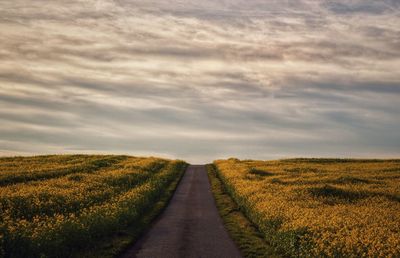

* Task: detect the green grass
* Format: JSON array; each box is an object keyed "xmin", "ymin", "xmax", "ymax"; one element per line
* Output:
[{"xmin": 206, "ymin": 164, "xmax": 280, "ymax": 258}]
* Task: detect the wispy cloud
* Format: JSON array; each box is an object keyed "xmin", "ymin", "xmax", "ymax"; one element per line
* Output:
[{"xmin": 0, "ymin": 0, "xmax": 399, "ymax": 162}]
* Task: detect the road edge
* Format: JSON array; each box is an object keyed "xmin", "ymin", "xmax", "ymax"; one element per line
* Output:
[{"xmin": 206, "ymin": 164, "xmax": 280, "ymax": 258}]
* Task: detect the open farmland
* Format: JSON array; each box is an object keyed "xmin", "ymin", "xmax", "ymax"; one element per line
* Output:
[
  {"xmin": 0, "ymin": 155, "xmax": 186, "ymax": 257},
  {"xmin": 214, "ymin": 159, "xmax": 400, "ymax": 257}
]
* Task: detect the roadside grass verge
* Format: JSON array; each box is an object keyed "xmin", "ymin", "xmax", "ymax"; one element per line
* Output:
[{"xmin": 206, "ymin": 164, "xmax": 280, "ymax": 258}]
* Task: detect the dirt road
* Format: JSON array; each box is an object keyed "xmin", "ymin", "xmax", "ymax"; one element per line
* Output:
[{"xmin": 121, "ymin": 165, "xmax": 242, "ymax": 258}]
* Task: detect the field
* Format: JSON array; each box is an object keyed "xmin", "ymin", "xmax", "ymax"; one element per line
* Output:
[
  {"xmin": 214, "ymin": 158, "xmax": 400, "ymax": 257},
  {"xmin": 0, "ymin": 155, "xmax": 187, "ymax": 257}
]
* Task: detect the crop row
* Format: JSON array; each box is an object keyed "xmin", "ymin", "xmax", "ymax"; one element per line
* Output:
[
  {"xmin": 0, "ymin": 155, "xmax": 126, "ymax": 186},
  {"xmin": 0, "ymin": 156, "xmax": 187, "ymax": 257}
]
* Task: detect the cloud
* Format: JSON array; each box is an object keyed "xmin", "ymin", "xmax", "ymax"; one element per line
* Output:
[
  {"xmin": 323, "ymin": 0, "xmax": 400, "ymax": 15},
  {"xmin": 0, "ymin": 0, "xmax": 399, "ymax": 162}
]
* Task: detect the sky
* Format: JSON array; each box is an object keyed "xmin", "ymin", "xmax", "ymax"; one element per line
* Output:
[{"xmin": 0, "ymin": 0, "xmax": 399, "ymax": 163}]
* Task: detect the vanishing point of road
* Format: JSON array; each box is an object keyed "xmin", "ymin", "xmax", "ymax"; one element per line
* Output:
[{"xmin": 121, "ymin": 165, "xmax": 242, "ymax": 258}]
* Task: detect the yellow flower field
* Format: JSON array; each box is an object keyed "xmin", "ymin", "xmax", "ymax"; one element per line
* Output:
[
  {"xmin": 0, "ymin": 155, "xmax": 186, "ymax": 257},
  {"xmin": 214, "ymin": 158, "xmax": 400, "ymax": 257}
]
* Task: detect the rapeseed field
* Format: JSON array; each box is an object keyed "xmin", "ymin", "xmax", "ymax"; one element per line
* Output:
[
  {"xmin": 214, "ymin": 158, "xmax": 400, "ymax": 257},
  {"xmin": 0, "ymin": 155, "xmax": 186, "ymax": 257}
]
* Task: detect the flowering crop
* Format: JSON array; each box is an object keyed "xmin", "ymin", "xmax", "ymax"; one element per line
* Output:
[
  {"xmin": 214, "ymin": 158, "xmax": 400, "ymax": 257},
  {"xmin": 0, "ymin": 155, "xmax": 186, "ymax": 257}
]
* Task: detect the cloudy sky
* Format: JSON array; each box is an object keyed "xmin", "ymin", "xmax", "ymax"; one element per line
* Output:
[{"xmin": 0, "ymin": 0, "xmax": 399, "ymax": 163}]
